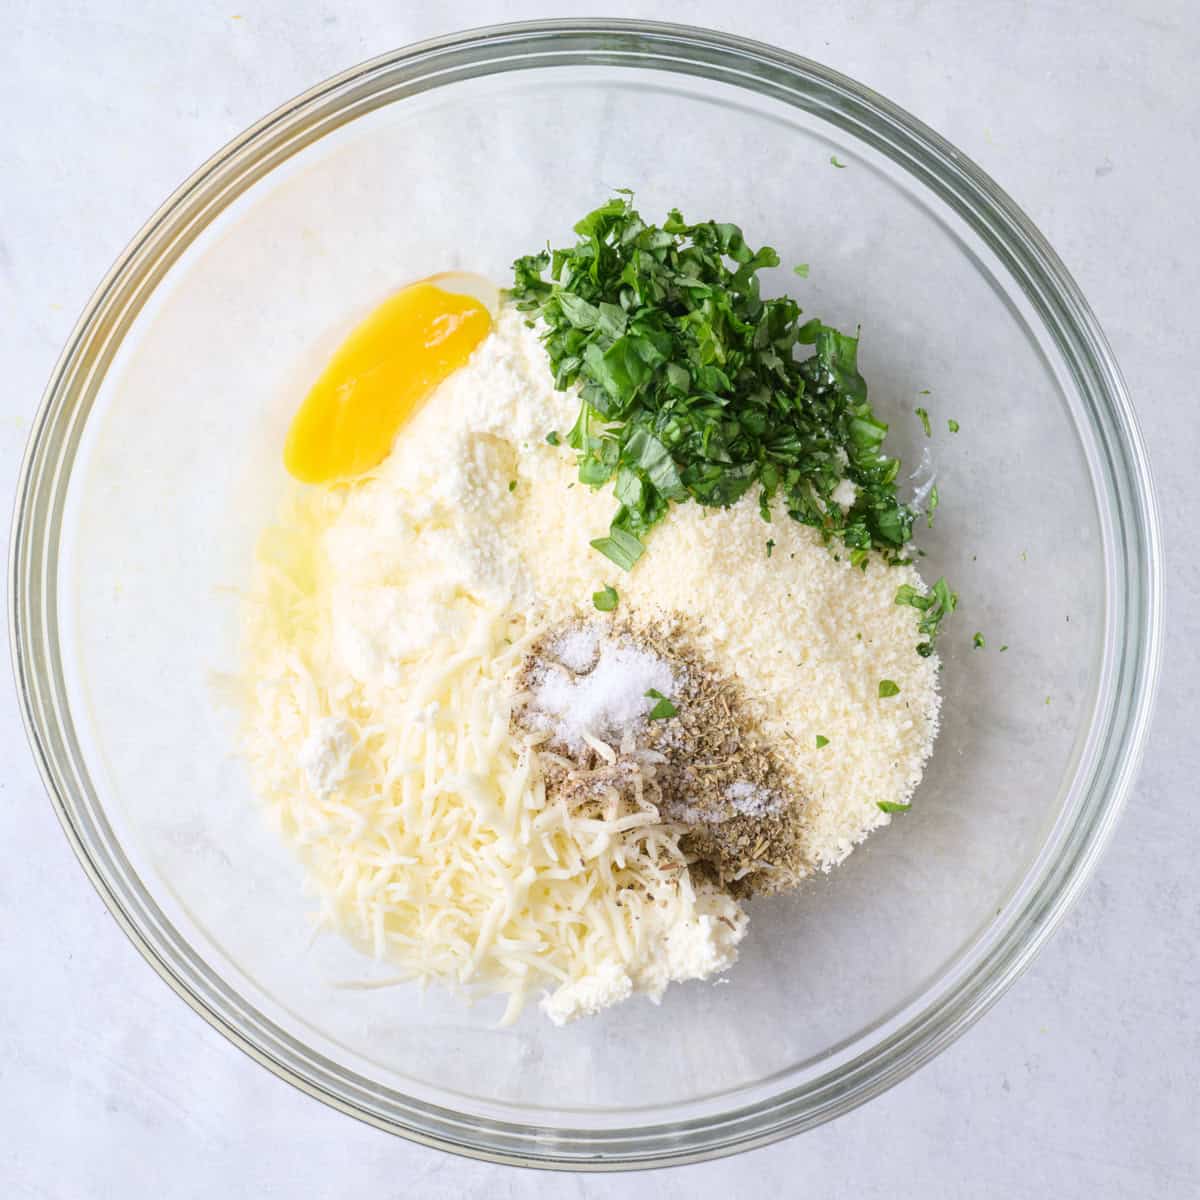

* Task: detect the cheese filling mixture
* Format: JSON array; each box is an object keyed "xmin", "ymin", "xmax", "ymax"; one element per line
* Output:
[{"xmin": 242, "ymin": 200, "xmax": 945, "ymax": 1025}]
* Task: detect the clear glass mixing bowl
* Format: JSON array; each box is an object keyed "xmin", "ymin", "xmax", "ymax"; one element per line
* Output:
[{"xmin": 9, "ymin": 20, "xmax": 1161, "ymax": 1168}]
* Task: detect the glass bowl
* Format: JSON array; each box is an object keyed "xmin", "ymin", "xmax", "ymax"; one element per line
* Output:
[{"xmin": 9, "ymin": 20, "xmax": 1161, "ymax": 1169}]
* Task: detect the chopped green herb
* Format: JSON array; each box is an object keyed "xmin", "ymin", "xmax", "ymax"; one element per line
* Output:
[
  {"xmin": 1021, "ymin": 550, "xmax": 1028, "ymax": 562},
  {"xmin": 508, "ymin": 479, "xmax": 518, "ymax": 492},
  {"xmin": 877, "ymin": 800, "xmax": 911, "ymax": 813},
  {"xmin": 1000, "ymin": 644, "xmax": 1008, "ymax": 652},
  {"xmin": 878, "ymin": 679, "xmax": 901, "ymax": 698},
  {"xmin": 830, "ymin": 155, "xmax": 847, "ymax": 168},
  {"xmin": 815, "ymin": 734, "xmax": 830, "ymax": 749},
  {"xmin": 592, "ymin": 585, "xmax": 619, "ymax": 612},
  {"xmin": 918, "ymin": 388, "xmax": 931, "ymax": 395},
  {"xmin": 1045, "ymin": 695, "xmax": 1051, "ymax": 705},
  {"xmin": 793, "ymin": 263, "xmax": 810, "ymax": 277},
  {"xmin": 973, "ymin": 631, "xmax": 985, "ymax": 648},
  {"xmin": 927, "ymin": 484, "xmax": 939, "ymax": 528},
  {"xmin": 645, "ymin": 688, "xmax": 678, "ymax": 719},
  {"xmin": 509, "ymin": 194, "xmax": 932, "ymax": 582},
  {"xmin": 895, "ymin": 577, "xmax": 958, "ymax": 654},
  {"xmin": 766, "ymin": 538, "xmax": 776, "ymax": 558},
  {"xmin": 545, "ymin": 430, "xmax": 561, "ymax": 446},
  {"xmin": 589, "ymin": 526, "xmax": 644, "ymax": 571},
  {"xmin": 915, "ymin": 406, "xmax": 932, "ymax": 437},
  {"xmin": 948, "ymin": 418, "xmax": 960, "ymax": 433}
]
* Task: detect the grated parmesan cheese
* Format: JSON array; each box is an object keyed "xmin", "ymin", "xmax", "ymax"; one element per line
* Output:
[{"xmin": 515, "ymin": 451, "xmax": 942, "ymax": 873}]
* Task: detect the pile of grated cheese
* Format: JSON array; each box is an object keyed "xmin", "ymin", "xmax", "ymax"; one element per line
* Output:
[
  {"xmin": 241, "ymin": 305, "xmax": 939, "ymax": 1024},
  {"xmin": 515, "ymin": 466, "xmax": 943, "ymax": 871}
]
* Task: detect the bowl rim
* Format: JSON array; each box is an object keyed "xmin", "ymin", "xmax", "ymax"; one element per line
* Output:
[{"xmin": 8, "ymin": 17, "xmax": 1163, "ymax": 1170}]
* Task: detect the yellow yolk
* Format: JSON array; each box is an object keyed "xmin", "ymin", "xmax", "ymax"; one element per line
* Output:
[{"xmin": 284, "ymin": 280, "xmax": 493, "ymax": 483}]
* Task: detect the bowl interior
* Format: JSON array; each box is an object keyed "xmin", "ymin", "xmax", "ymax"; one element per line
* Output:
[{"xmin": 51, "ymin": 54, "xmax": 1107, "ymax": 1137}]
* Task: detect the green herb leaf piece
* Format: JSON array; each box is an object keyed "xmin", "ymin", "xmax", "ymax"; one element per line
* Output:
[
  {"xmin": 894, "ymin": 577, "xmax": 958, "ymax": 653},
  {"xmin": 973, "ymin": 631, "xmax": 985, "ymax": 648},
  {"xmin": 948, "ymin": 418, "xmax": 960, "ymax": 433},
  {"xmin": 830, "ymin": 155, "xmax": 847, "ymax": 168},
  {"xmin": 508, "ymin": 480, "xmax": 517, "ymax": 492},
  {"xmin": 592, "ymin": 585, "xmax": 619, "ymax": 612},
  {"xmin": 589, "ymin": 526, "xmax": 644, "ymax": 571},
  {"xmin": 645, "ymin": 688, "xmax": 678, "ymax": 719},
  {"xmin": 815, "ymin": 734, "xmax": 830, "ymax": 749},
  {"xmin": 793, "ymin": 263, "xmax": 810, "ymax": 277},
  {"xmin": 915, "ymin": 406, "xmax": 932, "ymax": 437},
  {"xmin": 878, "ymin": 679, "xmax": 901, "ymax": 698},
  {"xmin": 877, "ymin": 800, "xmax": 911, "ymax": 813},
  {"xmin": 766, "ymin": 538, "xmax": 775, "ymax": 558},
  {"xmin": 545, "ymin": 430, "xmax": 561, "ymax": 446}
]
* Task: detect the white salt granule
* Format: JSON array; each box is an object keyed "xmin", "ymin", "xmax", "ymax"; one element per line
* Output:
[
  {"xmin": 529, "ymin": 634, "xmax": 675, "ymax": 753},
  {"xmin": 548, "ymin": 626, "xmax": 602, "ymax": 674},
  {"xmin": 724, "ymin": 779, "xmax": 785, "ymax": 818}
]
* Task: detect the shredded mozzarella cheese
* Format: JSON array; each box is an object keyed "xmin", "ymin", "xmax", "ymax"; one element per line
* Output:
[{"xmin": 243, "ymin": 495, "xmax": 744, "ymax": 1025}]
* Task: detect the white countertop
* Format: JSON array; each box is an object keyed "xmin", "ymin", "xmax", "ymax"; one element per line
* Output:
[{"xmin": 2, "ymin": 3, "xmax": 1197, "ymax": 1196}]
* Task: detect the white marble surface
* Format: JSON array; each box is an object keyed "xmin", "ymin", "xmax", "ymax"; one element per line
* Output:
[{"xmin": 2, "ymin": 2, "xmax": 1196, "ymax": 1196}]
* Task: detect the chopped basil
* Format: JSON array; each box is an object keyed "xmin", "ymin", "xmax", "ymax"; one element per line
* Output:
[
  {"xmin": 948, "ymin": 418, "xmax": 960, "ymax": 433},
  {"xmin": 645, "ymin": 688, "xmax": 678, "ymax": 719},
  {"xmin": 508, "ymin": 480, "xmax": 517, "ymax": 492},
  {"xmin": 793, "ymin": 263, "xmax": 810, "ymax": 277},
  {"xmin": 815, "ymin": 734, "xmax": 830, "ymax": 749},
  {"xmin": 895, "ymin": 577, "xmax": 958, "ymax": 654},
  {"xmin": 508, "ymin": 194, "xmax": 938, "ymax": 586},
  {"xmin": 915, "ymin": 406, "xmax": 932, "ymax": 437},
  {"xmin": 877, "ymin": 800, "xmax": 911, "ymax": 813},
  {"xmin": 545, "ymin": 430, "xmax": 561, "ymax": 446},
  {"xmin": 766, "ymin": 538, "xmax": 775, "ymax": 558},
  {"xmin": 830, "ymin": 155, "xmax": 847, "ymax": 168},
  {"xmin": 878, "ymin": 679, "xmax": 901, "ymax": 698},
  {"xmin": 589, "ymin": 526, "xmax": 644, "ymax": 571},
  {"xmin": 592, "ymin": 585, "xmax": 619, "ymax": 612},
  {"xmin": 973, "ymin": 631, "xmax": 985, "ymax": 648}
]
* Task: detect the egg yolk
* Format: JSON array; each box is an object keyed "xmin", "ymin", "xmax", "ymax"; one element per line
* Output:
[{"xmin": 283, "ymin": 281, "xmax": 493, "ymax": 483}]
